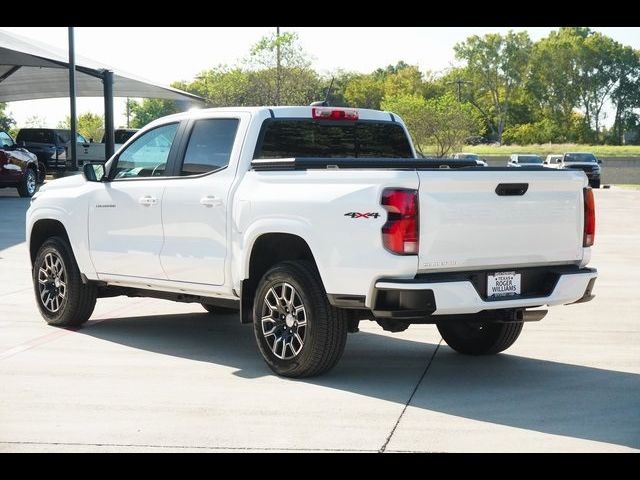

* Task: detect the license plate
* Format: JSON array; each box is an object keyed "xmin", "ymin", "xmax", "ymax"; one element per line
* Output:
[{"xmin": 487, "ymin": 271, "xmax": 521, "ymax": 298}]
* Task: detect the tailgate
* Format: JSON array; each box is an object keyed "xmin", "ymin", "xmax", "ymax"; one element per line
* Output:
[{"xmin": 417, "ymin": 169, "xmax": 586, "ymax": 272}]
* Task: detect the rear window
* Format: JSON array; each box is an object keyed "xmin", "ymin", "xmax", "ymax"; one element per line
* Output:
[
  {"xmin": 518, "ymin": 155, "xmax": 543, "ymax": 164},
  {"xmin": 17, "ymin": 129, "xmax": 54, "ymax": 143},
  {"xmin": 255, "ymin": 120, "xmax": 413, "ymax": 159}
]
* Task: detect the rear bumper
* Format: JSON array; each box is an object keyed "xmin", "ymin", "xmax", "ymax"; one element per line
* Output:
[{"xmin": 373, "ymin": 267, "xmax": 597, "ymax": 317}]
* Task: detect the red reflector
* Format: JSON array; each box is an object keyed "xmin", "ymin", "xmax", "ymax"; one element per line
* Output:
[
  {"xmin": 583, "ymin": 187, "xmax": 595, "ymax": 247},
  {"xmin": 381, "ymin": 188, "xmax": 419, "ymax": 255},
  {"xmin": 312, "ymin": 107, "xmax": 358, "ymax": 121}
]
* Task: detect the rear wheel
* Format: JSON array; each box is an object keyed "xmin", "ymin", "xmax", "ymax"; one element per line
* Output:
[
  {"xmin": 33, "ymin": 237, "xmax": 96, "ymax": 327},
  {"xmin": 253, "ymin": 261, "xmax": 348, "ymax": 378},
  {"xmin": 437, "ymin": 321, "xmax": 523, "ymax": 355},
  {"xmin": 17, "ymin": 168, "xmax": 37, "ymax": 197},
  {"xmin": 590, "ymin": 179, "xmax": 601, "ymax": 189}
]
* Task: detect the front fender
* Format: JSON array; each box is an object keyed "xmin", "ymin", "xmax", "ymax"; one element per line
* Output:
[{"xmin": 27, "ymin": 197, "xmax": 95, "ymax": 277}]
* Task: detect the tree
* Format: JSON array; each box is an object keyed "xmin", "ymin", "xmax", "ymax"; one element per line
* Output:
[
  {"xmin": 577, "ymin": 29, "xmax": 624, "ymax": 140},
  {"xmin": 190, "ymin": 66, "xmax": 251, "ymax": 107},
  {"xmin": 454, "ymin": 31, "xmax": 532, "ymax": 144},
  {"xmin": 243, "ymin": 31, "xmax": 322, "ymax": 106},
  {"xmin": 382, "ymin": 93, "xmax": 482, "ymax": 157},
  {"xmin": 343, "ymin": 74, "xmax": 385, "ymax": 109},
  {"xmin": 609, "ymin": 46, "xmax": 640, "ymax": 143},
  {"xmin": 127, "ymin": 98, "xmax": 182, "ymax": 128},
  {"xmin": 528, "ymin": 29, "xmax": 583, "ymax": 142},
  {"xmin": 0, "ymin": 103, "xmax": 16, "ymax": 131},
  {"xmin": 23, "ymin": 115, "xmax": 48, "ymax": 128},
  {"xmin": 58, "ymin": 112, "xmax": 104, "ymax": 141}
]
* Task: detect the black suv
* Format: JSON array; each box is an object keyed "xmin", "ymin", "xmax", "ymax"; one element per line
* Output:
[{"xmin": 15, "ymin": 128, "xmax": 88, "ymax": 171}]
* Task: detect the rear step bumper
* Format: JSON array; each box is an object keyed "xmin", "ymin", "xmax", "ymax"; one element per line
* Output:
[{"xmin": 373, "ymin": 267, "xmax": 597, "ymax": 317}]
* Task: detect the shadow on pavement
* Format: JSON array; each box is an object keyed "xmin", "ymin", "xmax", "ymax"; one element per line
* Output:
[
  {"xmin": 0, "ymin": 197, "xmax": 29, "ymax": 251},
  {"xmin": 79, "ymin": 312, "xmax": 640, "ymax": 449}
]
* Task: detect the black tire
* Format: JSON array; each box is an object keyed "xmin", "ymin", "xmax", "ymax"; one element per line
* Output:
[
  {"xmin": 437, "ymin": 321, "xmax": 523, "ymax": 355},
  {"xmin": 201, "ymin": 303, "xmax": 239, "ymax": 315},
  {"xmin": 591, "ymin": 179, "xmax": 601, "ymax": 189},
  {"xmin": 37, "ymin": 162, "xmax": 46, "ymax": 184},
  {"xmin": 253, "ymin": 261, "xmax": 348, "ymax": 378},
  {"xmin": 33, "ymin": 236, "xmax": 96, "ymax": 327},
  {"xmin": 17, "ymin": 167, "xmax": 37, "ymax": 198}
]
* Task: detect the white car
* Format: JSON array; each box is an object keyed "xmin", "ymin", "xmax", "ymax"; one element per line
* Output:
[
  {"xmin": 27, "ymin": 106, "xmax": 598, "ymax": 377},
  {"xmin": 545, "ymin": 154, "xmax": 563, "ymax": 166},
  {"xmin": 508, "ymin": 154, "xmax": 545, "ymax": 167}
]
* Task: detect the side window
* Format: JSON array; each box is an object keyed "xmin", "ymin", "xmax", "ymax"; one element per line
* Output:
[
  {"xmin": 77, "ymin": 133, "xmax": 87, "ymax": 143},
  {"xmin": 0, "ymin": 132, "xmax": 14, "ymax": 148},
  {"xmin": 113, "ymin": 123, "xmax": 178, "ymax": 179},
  {"xmin": 180, "ymin": 119, "xmax": 239, "ymax": 176}
]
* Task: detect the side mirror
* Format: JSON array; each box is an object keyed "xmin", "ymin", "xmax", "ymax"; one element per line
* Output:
[
  {"xmin": 597, "ymin": 159, "xmax": 602, "ymax": 164},
  {"xmin": 83, "ymin": 162, "xmax": 106, "ymax": 182}
]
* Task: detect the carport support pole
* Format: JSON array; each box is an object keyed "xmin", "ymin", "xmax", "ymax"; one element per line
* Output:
[
  {"xmin": 68, "ymin": 27, "xmax": 78, "ymax": 171},
  {"xmin": 103, "ymin": 70, "xmax": 114, "ymax": 160}
]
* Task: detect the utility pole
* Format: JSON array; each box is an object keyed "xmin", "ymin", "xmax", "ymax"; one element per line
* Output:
[
  {"xmin": 126, "ymin": 98, "xmax": 130, "ymax": 128},
  {"xmin": 68, "ymin": 27, "xmax": 78, "ymax": 172},
  {"xmin": 276, "ymin": 26, "xmax": 281, "ymax": 106},
  {"xmin": 447, "ymin": 78, "xmax": 470, "ymax": 102}
]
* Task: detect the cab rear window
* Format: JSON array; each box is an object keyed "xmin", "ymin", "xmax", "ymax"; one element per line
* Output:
[{"xmin": 255, "ymin": 120, "xmax": 413, "ymax": 159}]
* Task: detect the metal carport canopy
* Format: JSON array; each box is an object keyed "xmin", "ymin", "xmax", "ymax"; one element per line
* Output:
[{"xmin": 0, "ymin": 29, "xmax": 203, "ymax": 163}]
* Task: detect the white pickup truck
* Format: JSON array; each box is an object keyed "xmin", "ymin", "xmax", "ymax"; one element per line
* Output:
[
  {"xmin": 26, "ymin": 106, "xmax": 598, "ymax": 377},
  {"xmin": 76, "ymin": 129, "xmax": 138, "ymax": 165}
]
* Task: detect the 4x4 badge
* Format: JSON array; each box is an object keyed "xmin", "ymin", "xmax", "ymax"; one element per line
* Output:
[{"xmin": 344, "ymin": 212, "xmax": 380, "ymax": 219}]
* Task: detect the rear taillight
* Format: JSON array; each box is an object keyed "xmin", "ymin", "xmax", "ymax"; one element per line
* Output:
[
  {"xmin": 312, "ymin": 107, "xmax": 358, "ymax": 121},
  {"xmin": 381, "ymin": 188, "xmax": 419, "ymax": 255},
  {"xmin": 583, "ymin": 187, "xmax": 595, "ymax": 247}
]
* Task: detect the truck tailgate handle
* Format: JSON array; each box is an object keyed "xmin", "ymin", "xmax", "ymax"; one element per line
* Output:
[{"xmin": 495, "ymin": 183, "xmax": 528, "ymax": 196}]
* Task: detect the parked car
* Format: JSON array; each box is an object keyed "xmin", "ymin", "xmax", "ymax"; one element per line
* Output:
[
  {"xmin": 508, "ymin": 154, "xmax": 545, "ymax": 168},
  {"xmin": 15, "ymin": 128, "xmax": 88, "ymax": 171},
  {"xmin": 464, "ymin": 135, "xmax": 490, "ymax": 145},
  {"xmin": 27, "ymin": 106, "xmax": 598, "ymax": 378},
  {"xmin": 453, "ymin": 152, "xmax": 488, "ymax": 166},
  {"xmin": 557, "ymin": 152, "xmax": 602, "ymax": 188},
  {"xmin": 77, "ymin": 128, "xmax": 139, "ymax": 165},
  {"xmin": 0, "ymin": 130, "xmax": 40, "ymax": 197},
  {"xmin": 545, "ymin": 154, "xmax": 563, "ymax": 166}
]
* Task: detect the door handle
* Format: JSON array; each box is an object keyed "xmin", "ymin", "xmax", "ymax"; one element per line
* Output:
[
  {"xmin": 495, "ymin": 183, "xmax": 528, "ymax": 196},
  {"xmin": 200, "ymin": 195, "xmax": 223, "ymax": 207},
  {"xmin": 138, "ymin": 195, "xmax": 158, "ymax": 206}
]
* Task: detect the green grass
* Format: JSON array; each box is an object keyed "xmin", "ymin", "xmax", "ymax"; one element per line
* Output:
[
  {"xmin": 419, "ymin": 144, "xmax": 640, "ymax": 157},
  {"xmin": 615, "ymin": 184, "xmax": 640, "ymax": 189}
]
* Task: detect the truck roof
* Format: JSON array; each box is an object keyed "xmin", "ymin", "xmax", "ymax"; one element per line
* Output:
[{"xmin": 149, "ymin": 106, "xmax": 401, "ymax": 127}]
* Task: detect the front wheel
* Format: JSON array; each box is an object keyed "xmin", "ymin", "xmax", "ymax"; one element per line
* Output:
[
  {"xmin": 17, "ymin": 168, "xmax": 37, "ymax": 197},
  {"xmin": 33, "ymin": 237, "xmax": 96, "ymax": 327},
  {"xmin": 253, "ymin": 261, "xmax": 348, "ymax": 378},
  {"xmin": 437, "ymin": 321, "xmax": 523, "ymax": 355},
  {"xmin": 37, "ymin": 162, "xmax": 46, "ymax": 184}
]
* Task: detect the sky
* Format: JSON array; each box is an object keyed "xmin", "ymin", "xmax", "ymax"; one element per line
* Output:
[{"xmin": 3, "ymin": 27, "xmax": 640, "ymax": 128}]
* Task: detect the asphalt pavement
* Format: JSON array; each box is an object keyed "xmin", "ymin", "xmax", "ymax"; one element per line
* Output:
[{"xmin": 0, "ymin": 186, "xmax": 638, "ymax": 452}]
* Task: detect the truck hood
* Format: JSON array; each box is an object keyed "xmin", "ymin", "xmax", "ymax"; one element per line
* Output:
[{"xmin": 38, "ymin": 173, "xmax": 86, "ymax": 192}]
